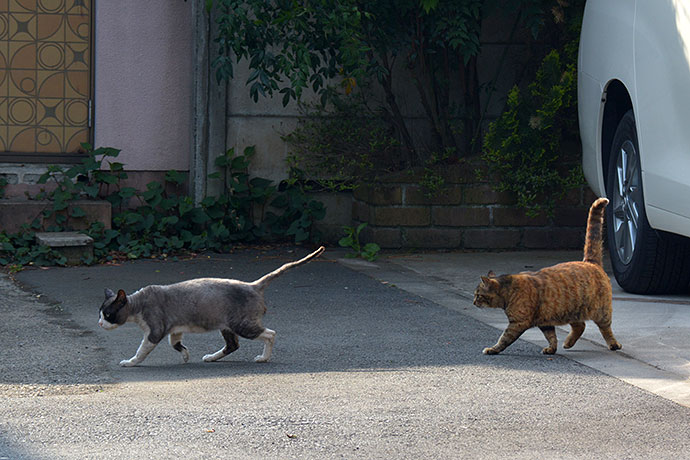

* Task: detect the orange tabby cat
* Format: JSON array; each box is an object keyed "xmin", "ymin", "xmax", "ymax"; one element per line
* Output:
[{"xmin": 473, "ymin": 197, "xmax": 621, "ymax": 355}]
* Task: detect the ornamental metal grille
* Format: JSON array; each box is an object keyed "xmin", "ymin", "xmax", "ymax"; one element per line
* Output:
[{"xmin": 0, "ymin": 0, "xmax": 91, "ymax": 159}]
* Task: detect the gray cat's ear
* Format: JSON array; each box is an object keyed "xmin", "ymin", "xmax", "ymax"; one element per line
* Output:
[
  {"xmin": 116, "ymin": 289, "xmax": 128, "ymax": 303},
  {"xmin": 104, "ymin": 288, "xmax": 115, "ymax": 299}
]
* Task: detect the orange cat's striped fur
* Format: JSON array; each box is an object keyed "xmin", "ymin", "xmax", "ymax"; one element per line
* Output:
[{"xmin": 473, "ymin": 198, "xmax": 621, "ymax": 355}]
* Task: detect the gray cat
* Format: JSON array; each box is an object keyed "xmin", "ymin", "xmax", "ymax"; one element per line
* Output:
[{"xmin": 98, "ymin": 246, "xmax": 325, "ymax": 367}]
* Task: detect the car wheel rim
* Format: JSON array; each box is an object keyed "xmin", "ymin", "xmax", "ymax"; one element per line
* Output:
[{"xmin": 612, "ymin": 139, "xmax": 642, "ymax": 265}]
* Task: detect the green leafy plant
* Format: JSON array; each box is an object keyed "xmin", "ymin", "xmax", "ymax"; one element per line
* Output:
[
  {"xmin": 417, "ymin": 148, "xmax": 455, "ymax": 198},
  {"xmin": 339, "ymin": 222, "xmax": 380, "ymax": 261},
  {"xmin": 0, "ymin": 144, "xmax": 326, "ymax": 268},
  {"xmin": 34, "ymin": 146, "xmax": 125, "ymax": 230},
  {"xmin": 479, "ymin": 2, "xmax": 586, "ymax": 217},
  {"xmin": 0, "ymin": 230, "xmax": 66, "ymax": 271},
  {"xmin": 283, "ymin": 97, "xmax": 400, "ymax": 189},
  {"xmin": 481, "ymin": 42, "xmax": 584, "ymax": 217},
  {"xmin": 0, "ymin": 177, "xmax": 7, "ymax": 199},
  {"xmin": 206, "ymin": 146, "xmax": 277, "ymax": 242},
  {"xmin": 260, "ymin": 166, "xmax": 325, "ymax": 243}
]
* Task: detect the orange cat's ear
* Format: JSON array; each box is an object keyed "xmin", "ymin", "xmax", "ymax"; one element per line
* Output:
[
  {"xmin": 481, "ymin": 273, "xmax": 500, "ymax": 288},
  {"xmin": 487, "ymin": 270, "xmax": 496, "ymax": 277}
]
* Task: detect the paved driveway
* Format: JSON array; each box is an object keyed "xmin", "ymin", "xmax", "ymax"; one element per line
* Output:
[
  {"xmin": 354, "ymin": 250, "xmax": 690, "ymax": 406},
  {"xmin": 2, "ymin": 247, "xmax": 690, "ymax": 459}
]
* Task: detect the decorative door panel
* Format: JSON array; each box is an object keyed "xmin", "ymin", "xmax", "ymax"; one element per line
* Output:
[{"xmin": 0, "ymin": 0, "xmax": 91, "ymax": 162}]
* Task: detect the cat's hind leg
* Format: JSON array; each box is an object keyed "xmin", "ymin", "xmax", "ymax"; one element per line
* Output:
[
  {"xmin": 538, "ymin": 326, "xmax": 557, "ymax": 354},
  {"xmin": 594, "ymin": 320, "xmax": 622, "ymax": 351},
  {"xmin": 563, "ymin": 322, "xmax": 586, "ymax": 349},
  {"xmin": 202, "ymin": 329, "xmax": 240, "ymax": 362},
  {"xmin": 169, "ymin": 333, "xmax": 190, "ymax": 363},
  {"xmin": 229, "ymin": 321, "xmax": 276, "ymax": 363},
  {"xmin": 253, "ymin": 328, "xmax": 276, "ymax": 363}
]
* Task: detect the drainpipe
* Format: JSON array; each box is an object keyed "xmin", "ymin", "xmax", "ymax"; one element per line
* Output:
[{"xmin": 190, "ymin": 2, "xmax": 227, "ymax": 205}]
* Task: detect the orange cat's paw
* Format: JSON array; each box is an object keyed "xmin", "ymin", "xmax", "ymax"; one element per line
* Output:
[
  {"xmin": 608, "ymin": 341, "xmax": 622, "ymax": 351},
  {"xmin": 483, "ymin": 347, "xmax": 500, "ymax": 355},
  {"xmin": 541, "ymin": 346, "xmax": 556, "ymax": 355}
]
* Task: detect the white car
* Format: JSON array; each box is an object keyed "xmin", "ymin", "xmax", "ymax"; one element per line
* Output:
[{"xmin": 578, "ymin": 0, "xmax": 690, "ymax": 294}]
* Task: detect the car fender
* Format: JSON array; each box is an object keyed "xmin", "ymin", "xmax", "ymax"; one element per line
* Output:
[{"xmin": 578, "ymin": 0, "xmax": 636, "ymax": 197}]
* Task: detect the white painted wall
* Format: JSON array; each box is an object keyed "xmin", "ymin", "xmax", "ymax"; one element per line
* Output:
[{"xmin": 94, "ymin": 0, "xmax": 193, "ymax": 172}]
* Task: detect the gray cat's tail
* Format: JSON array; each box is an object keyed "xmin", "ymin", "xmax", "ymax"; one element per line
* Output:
[
  {"xmin": 251, "ymin": 246, "xmax": 326, "ymax": 291},
  {"xmin": 583, "ymin": 197, "xmax": 609, "ymax": 266}
]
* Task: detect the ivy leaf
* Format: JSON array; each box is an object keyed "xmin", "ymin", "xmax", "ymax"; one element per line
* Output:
[
  {"xmin": 154, "ymin": 236, "xmax": 169, "ymax": 248},
  {"xmin": 165, "ymin": 170, "xmax": 187, "ymax": 185},
  {"xmin": 161, "ymin": 215, "xmax": 179, "ymax": 227},
  {"xmin": 293, "ymin": 227, "xmax": 309, "ymax": 242},
  {"xmin": 69, "ymin": 206, "xmax": 86, "ymax": 218},
  {"xmin": 190, "ymin": 209, "xmax": 210, "ymax": 225},
  {"xmin": 178, "ymin": 200, "xmax": 193, "ymax": 216}
]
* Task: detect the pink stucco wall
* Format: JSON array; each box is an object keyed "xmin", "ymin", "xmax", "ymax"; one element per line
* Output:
[{"xmin": 94, "ymin": 0, "xmax": 192, "ymax": 172}]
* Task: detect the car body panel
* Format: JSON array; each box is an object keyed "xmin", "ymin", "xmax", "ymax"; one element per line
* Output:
[
  {"xmin": 634, "ymin": 0, "xmax": 690, "ymax": 231},
  {"xmin": 578, "ymin": 0, "xmax": 635, "ymax": 196},
  {"xmin": 579, "ymin": 0, "xmax": 690, "ymax": 238}
]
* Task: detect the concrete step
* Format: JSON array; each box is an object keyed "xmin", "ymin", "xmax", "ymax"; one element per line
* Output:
[
  {"xmin": 35, "ymin": 231, "xmax": 95, "ymax": 265},
  {"xmin": 0, "ymin": 199, "xmax": 111, "ymax": 234}
]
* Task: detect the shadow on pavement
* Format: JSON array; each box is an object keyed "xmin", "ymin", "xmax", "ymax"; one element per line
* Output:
[{"xmin": 4, "ymin": 247, "xmax": 616, "ymax": 386}]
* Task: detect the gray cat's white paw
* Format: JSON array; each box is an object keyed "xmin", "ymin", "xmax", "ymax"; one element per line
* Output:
[
  {"xmin": 119, "ymin": 359, "xmax": 138, "ymax": 367},
  {"xmin": 202, "ymin": 353, "xmax": 216, "ymax": 362},
  {"xmin": 182, "ymin": 349, "xmax": 190, "ymax": 363},
  {"xmin": 254, "ymin": 354, "xmax": 270, "ymax": 363}
]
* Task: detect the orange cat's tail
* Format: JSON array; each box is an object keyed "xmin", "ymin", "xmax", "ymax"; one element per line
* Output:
[{"xmin": 583, "ymin": 197, "xmax": 609, "ymax": 266}]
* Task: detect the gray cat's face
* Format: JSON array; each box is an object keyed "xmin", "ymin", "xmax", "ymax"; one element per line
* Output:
[{"xmin": 99, "ymin": 288, "xmax": 128, "ymax": 330}]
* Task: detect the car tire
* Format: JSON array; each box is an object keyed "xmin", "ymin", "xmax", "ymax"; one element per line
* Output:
[{"xmin": 605, "ymin": 110, "xmax": 690, "ymax": 294}]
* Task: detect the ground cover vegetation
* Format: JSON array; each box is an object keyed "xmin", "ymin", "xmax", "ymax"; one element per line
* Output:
[
  {"xmin": 0, "ymin": 145, "xmax": 325, "ymax": 269},
  {"xmin": 338, "ymin": 222, "xmax": 381, "ymax": 261}
]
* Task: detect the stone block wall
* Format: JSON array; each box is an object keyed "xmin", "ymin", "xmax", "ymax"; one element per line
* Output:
[
  {"xmin": 0, "ymin": 199, "xmax": 112, "ymax": 234},
  {"xmin": 352, "ymin": 163, "xmax": 597, "ymax": 250}
]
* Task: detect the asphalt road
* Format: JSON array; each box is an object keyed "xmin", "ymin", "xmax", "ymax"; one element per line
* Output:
[{"xmin": 2, "ymin": 246, "xmax": 690, "ymax": 459}]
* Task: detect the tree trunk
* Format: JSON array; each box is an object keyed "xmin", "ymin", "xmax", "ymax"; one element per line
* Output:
[
  {"xmin": 460, "ymin": 55, "xmax": 481, "ymax": 155},
  {"xmin": 379, "ymin": 54, "xmax": 418, "ymax": 168}
]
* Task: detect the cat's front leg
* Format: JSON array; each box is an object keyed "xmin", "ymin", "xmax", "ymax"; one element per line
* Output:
[
  {"xmin": 120, "ymin": 335, "xmax": 158, "ymax": 367},
  {"xmin": 483, "ymin": 322, "xmax": 528, "ymax": 355},
  {"xmin": 539, "ymin": 326, "xmax": 558, "ymax": 354}
]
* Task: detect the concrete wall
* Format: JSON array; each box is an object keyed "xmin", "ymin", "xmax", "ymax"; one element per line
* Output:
[
  {"xmin": 224, "ymin": 13, "xmax": 534, "ymax": 184},
  {"xmin": 226, "ymin": 62, "xmax": 316, "ymax": 183},
  {"xmin": 94, "ymin": 0, "xmax": 193, "ymax": 172}
]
